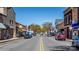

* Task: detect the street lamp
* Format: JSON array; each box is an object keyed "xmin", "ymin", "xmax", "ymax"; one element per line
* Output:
[{"xmin": 69, "ymin": 26, "xmax": 72, "ymax": 30}]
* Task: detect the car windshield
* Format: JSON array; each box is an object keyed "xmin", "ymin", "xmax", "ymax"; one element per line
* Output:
[
  {"xmin": 26, "ymin": 32, "xmax": 29, "ymax": 34},
  {"xmin": 73, "ymin": 35, "xmax": 79, "ymax": 40}
]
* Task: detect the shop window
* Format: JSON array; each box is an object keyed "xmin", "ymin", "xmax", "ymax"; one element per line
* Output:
[
  {"xmin": 64, "ymin": 16, "xmax": 67, "ymax": 26},
  {"xmin": 10, "ymin": 20, "xmax": 11, "ymax": 24},
  {"xmin": 67, "ymin": 15, "xmax": 69, "ymax": 25},
  {"xmin": 0, "ymin": 15, "xmax": 3, "ymax": 23}
]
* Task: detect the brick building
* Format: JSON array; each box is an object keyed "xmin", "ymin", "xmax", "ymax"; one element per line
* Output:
[
  {"xmin": 55, "ymin": 19, "xmax": 64, "ymax": 32},
  {"xmin": 64, "ymin": 7, "xmax": 79, "ymax": 39}
]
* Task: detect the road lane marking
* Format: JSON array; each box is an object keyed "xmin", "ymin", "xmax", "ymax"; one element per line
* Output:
[{"xmin": 40, "ymin": 38, "xmax": 44, "ymax": 51}]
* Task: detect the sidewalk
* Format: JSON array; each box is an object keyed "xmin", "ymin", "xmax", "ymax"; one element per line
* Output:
[
  {"xmin": 66, "ymin": 39, "xmax": 73, "ymax": 42},
  {"xmin": 0, "ymin": 37, "xmax": 19, "ymax": 43}
]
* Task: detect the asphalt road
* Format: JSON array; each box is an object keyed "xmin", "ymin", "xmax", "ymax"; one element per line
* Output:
[{"xmin": 0, "ymin": 35, "xmax": 78, "ymax": 51}]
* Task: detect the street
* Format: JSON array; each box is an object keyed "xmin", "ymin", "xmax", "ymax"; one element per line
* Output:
[{"xmin": 0, "ymin": 35, "xmax": 78, "ymax": 51}]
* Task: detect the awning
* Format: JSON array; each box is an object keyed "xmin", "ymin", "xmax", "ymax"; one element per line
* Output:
[
  {"xmin": 0, "ymin": 23, "xmax": 6, "ymax": 29},
  {"xmin": 72, "ymin": 22, "xmax": 79, "ymax": 29},
  {"xmin": 4, "ymin": 24, "xmax": 10, "ymax": 29}
]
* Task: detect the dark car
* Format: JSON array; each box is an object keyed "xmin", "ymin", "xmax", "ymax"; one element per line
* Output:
[
  {"xmin": 23, "ymin": 32, "xmax": 32, "ymax": 39},
  {"xmin": 47, "ymin": 32, "xmax": 51, "ymax": 37},
  {"xmin": 47, "ymin": 32, "xmax": 55, "ymax": 37},
  {"xmin": 50, "ymin": 32, "xmax": 55, "ymax": 36},
  {"xmin": 32, "ymin": 32, "xmax": 36, "ymax": 36}
]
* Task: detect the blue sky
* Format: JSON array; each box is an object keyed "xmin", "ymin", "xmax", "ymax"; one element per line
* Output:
[{"xmin": 14, "ymin": 7, "xmax": 65, "ymax": 26}]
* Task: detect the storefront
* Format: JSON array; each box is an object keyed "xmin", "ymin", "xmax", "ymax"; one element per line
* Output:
[
  {"xmin": 0, "ymin": 23, "xmax": 14, "ymax": 40},
  {"xmin": 0, "ymin": 23, "xmax": 6, "ymax": 40},
  {"xmin": 72, "ymin": 22, "xmax": 79, "ymax": 36}
]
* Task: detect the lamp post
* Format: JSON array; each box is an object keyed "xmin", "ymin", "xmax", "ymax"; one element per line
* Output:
[
  {"xmin": 69, "ymin": 26, "xmax": 72, "ymax": 39},
  {"xmin": 69, "ymin": 26, "xmax": 72, "ymax": 30}
]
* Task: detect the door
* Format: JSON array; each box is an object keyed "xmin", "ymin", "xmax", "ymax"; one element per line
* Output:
[{"xmin": 67, "ymin": 27, "xmax": 69, "ymax": 39}]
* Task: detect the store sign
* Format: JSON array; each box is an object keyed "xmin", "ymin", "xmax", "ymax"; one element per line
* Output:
[
  {"xmin": 72, "ymin": 20, "xmax": 79, "ymax": 29},
  {"xmin": 72, "ymin": 20, "xmax": 78, "ymax": 24}
]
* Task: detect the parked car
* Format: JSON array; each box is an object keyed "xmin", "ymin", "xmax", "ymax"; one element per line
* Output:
[
  {"xmin": 23, "ymin": 32, "xmax": 32, "ymax": 39},
  {"xmin": 55, "ymin": 33, "xmax": 65, "ymax": 41},
  {"xmin": 72, "ymin": 33, "xmax": 79, "ymax": 49}
]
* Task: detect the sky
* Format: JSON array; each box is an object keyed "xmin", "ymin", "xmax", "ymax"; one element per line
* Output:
[{"xmin": 14, "ymin": 7, "xmax": 65, "ymax": 26}]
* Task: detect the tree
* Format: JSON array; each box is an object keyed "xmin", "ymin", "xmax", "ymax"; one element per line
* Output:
[
  {"xmin": 28, "ymin": 24, "xmax": 41, "ymax": 33},
  {"xmin": 42, "ymin": 22, "xmax": 53, "ymax": 32},
  {"xmin": 41, "ymin": 26, "xmax": 49, "ymax": 33}
]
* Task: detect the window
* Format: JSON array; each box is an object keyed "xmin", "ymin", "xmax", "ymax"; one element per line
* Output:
[
  {"xmin": 78, "ymin": 8, "xmax": 79, "ymax": 23},
  {"xmin": 70, "ymin": 13, "xmax": 72, "ymax": 24},
  {"xmin": 67, "ymin": 15, "xmax": 69, "ymax": 25},
  {"xmin": 10, "ymin": 20, "xmax": 11, "ymax": 24},
  {"xmin": 64, "ymin": 16, "xmax": 67, "ymax": 26},
  {"xmin": 10, "ymin": 20, "xmax": 14, "ymax": 25},
  {"xmin": 0, "ymin": 15, "xmax": 3, "ymax": 23},
  {"xmin": 68, "ymin": 14, "xmax": 72, "ymax": 25}
]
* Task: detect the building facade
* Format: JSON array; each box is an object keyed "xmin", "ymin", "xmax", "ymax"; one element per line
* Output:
[
  {"xmin": 0, "ymin": 7, "xmax": 16, "ymax": 40},
  {"xmin": 55, "ymin": 19, "xmax": 64, "ymax": 32},
  {"xmin": 64, "ymin": 7, "xmax": 79, "ymax": 39},
  {"xmin": 16, "ymin": 22, "xmax": 27, "ymax": 37}
]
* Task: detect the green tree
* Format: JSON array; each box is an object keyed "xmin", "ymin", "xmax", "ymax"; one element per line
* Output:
[{"xmin": 28, "ymin": 24, "xmax": 41, "ymax": 33}]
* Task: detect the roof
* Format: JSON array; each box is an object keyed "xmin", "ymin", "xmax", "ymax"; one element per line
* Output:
[
  {"xmin": 55, "ymin": 19, "xmax": 64, "ymax": 25},
  {"xmin": 16, "ymin": 22, "xmax": 26, "ymax": 27}
]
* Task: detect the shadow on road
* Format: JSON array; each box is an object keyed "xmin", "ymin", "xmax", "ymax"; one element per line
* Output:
[{"xmin": 49, "ymin": 46, "xmax": 79, "ymax": 51}]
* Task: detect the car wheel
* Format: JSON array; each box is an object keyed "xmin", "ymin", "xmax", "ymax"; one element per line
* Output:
[
  {"xmin": 55, "ymin": 38, "xmax": 57, "ymax": 40},
  {"xmin": 63, "ymin": 39, "xmax": 65, "ymax": 41},
  {"xmin": 72, "ymin": 42, "xmax": 75, "ymax": 47},
  {"xmin": 76, "ymin": 46, "xmax": 79, "ymax": 49}
]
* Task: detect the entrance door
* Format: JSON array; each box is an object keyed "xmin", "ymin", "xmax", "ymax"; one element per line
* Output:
[{"xmin": 67, "ymin": 27, "xmax": 69, "ymax": 39}]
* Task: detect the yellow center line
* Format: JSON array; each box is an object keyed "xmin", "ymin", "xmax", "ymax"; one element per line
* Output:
[{"xmin": 40, "ymin": 38, "xmax": 44, "ymax": 51}]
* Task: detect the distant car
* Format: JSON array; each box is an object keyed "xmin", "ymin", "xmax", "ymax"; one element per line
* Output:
[
  {"xmin": 40, "ymin": 33, "xmax": 43, "ymax": 35},
  {"xmin": 47, "ymin": 32, "xmax": 51, "ymax": 37},
  {"xmin": 47, "ymin": 32, "xmax": 55, "ymax": 37},
  {"xmin": 55, "ymin": 33, "xmax": 65, "ymax": 41},
  {"xmin": 50, "ymin": 32, "xmax": 55, "ymax": 36},
  {"xmin": 24, "ymin": 32, "xmax": 32, "ymax": 39},
  {"xmin": 32, "ymin": 32, "xmax": 36, "ymax": 36}
]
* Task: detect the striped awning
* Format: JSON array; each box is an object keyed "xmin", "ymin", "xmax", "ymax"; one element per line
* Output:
[{"xmin": 0, "ymin": 23, "xmax": 6, "ymax": 29}]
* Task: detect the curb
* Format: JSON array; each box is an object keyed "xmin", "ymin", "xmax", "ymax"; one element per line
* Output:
[{"xmin": 0, "ymin": 37, "xmax": 19, "ymax": 43}]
